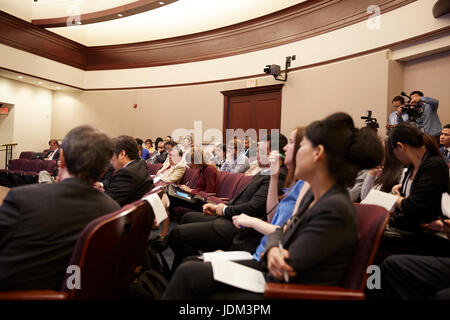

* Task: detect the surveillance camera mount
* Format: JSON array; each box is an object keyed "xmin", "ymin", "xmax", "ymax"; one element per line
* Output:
[{"xmin": 275, "ymin": 55, "xmax": 296, "ymax": 82}]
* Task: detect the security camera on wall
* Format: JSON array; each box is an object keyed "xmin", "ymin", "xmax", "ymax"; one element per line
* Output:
[{"xmin": 263, "ymin": 55, "xmax": 296, "ymax": 82}]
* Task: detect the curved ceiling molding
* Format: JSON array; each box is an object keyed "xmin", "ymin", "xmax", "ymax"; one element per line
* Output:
[
  {"xmin": 31, "ymin": 0, "xmax": 178, "ymax": 28},
  {"xmin": 0, "ymin": 0, "xmax": 417, "ymax": 71}
]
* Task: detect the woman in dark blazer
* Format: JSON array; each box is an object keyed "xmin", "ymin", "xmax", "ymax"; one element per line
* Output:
[
  {"xmin": 162, "ymin": 112, "xmax": 383, "ymax": 299},
  {"xmin": 382, "ymin": 123, "xmax": 449, "ymax": 256}
]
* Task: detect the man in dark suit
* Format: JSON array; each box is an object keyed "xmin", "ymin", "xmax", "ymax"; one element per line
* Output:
[
  {"xmin": 45, "ymin": 139, "xmax": 60, "ymax": 161},
  {"xmin": 168, "ymin": 134, "xmax": 287, "ymax": 271},
  {"xmin": 102, "ymin": 135, "xmax": 154, "ymax": 207},
  {"xmin": 0, "ymin": 125, "xmax": 120, "ymax": 291}
]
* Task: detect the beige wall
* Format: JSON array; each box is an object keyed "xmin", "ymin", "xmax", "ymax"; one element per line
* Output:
[
  {"xmin": 403, "ymin": 50, "xmax": 450, "ymax": 127},
  {"xmin": 0, "ymin": 77, "xmax": 52, "ymax": 164},
  {"xmin": 51, "ymin": 51, "xmax": 391, "ymax": 142}
]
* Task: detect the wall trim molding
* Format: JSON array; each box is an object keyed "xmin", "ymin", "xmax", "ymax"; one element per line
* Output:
[
  {"xmin": 0, "ymin": 0, "xmax": 416, "ymax": 71},
  {"xmin": 1, "ymin": 26, "xmax": 448, "ymax": 92}
]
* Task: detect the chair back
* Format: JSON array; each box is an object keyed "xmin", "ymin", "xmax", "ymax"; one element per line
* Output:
[
  {"xmin": 146, "ymin": 163, "xmax": 163, "ymax": 175},
  {"xmin": 19, "ymin": 151, "xmax": 34, "ymax": 160},
  {"xmin": 21, "ymin": 159, "xmax": 43, "ymax": 173},
  {"xmin": 40, "ymin": 160, "xmax": 58, "ymax": 175},
  {"xmin": 234, "ymin": 175, "xmax": 253, "ymax": 196},
  {"xmin": 180, "ymin": 167, "xmax": 199, "ymax": 188},
  {"xmin": 62, "ymin": 200, "xmax": 155, "ymax": 299},
  {"xmin": 8, "ymin": 159, "xmax": 28, "ymax": 171},
  {"xmin": 343, "ymin": 203, "xmax": 389, "ymax": 291},
  {"xmin": 215, "ymin": 173, "xmax": 244, "ymax": 199}
]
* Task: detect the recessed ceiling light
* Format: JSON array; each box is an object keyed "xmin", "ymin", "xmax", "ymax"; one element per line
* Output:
[
  {"xmin": 159, "ymin": 1, "xmax": 165, "ymax": 4},
  {"xmin": 17, "ymin": 76, "xmax": 23, "ymax": 79},
  {"xmin": 56, "ymin": 87, "xmax": 61, "ymax": 90},
  {"xmin": 38, "ymin": 81, "xmax": 43, "ymax": 85},
  {"xmin": 118, "ymin": 13, "xmax": 123, "ymax": 17}
]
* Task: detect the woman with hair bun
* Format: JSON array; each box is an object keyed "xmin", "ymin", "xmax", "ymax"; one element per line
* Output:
[
  {"xmin": 162, "ymin": 112, "xmax": 383, "ymax": 299},
  {"xmin": 382, "ymin": 122, "xmax": 449, "ymax": 255}
]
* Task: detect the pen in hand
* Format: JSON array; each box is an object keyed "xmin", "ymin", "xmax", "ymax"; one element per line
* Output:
[{"xmin": 278, "ymin": 240, "xmax": 289, "ymax": 283}]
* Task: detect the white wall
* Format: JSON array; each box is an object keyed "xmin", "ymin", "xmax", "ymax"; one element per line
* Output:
[{"xmin": 0, "ymin": 77, "xmax": 53, "ymax": 163}]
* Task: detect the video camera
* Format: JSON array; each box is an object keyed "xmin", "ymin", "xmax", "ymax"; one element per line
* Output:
[
  {"xmin": 400, "ymin": 92, "xmax": 423, "ymax": 123},
  {"xmin": 361, "ymin": 110, "xmax": 379, "ymax": 130}
]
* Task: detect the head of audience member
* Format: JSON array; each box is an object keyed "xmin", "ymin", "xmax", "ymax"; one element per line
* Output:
[
  {"xmin": 295, "ymin": 113, "xmax": 383, "ymax": 188},
  {"xmin": 165, "ymin": 141, "xmax": 175, "ymax": 153},
  {"xmin": 156, "ymin": 140, "xmax": 165, "ymax": 152},
  {"xmin": 214, "ymin": 143, "xmax": 226, "ymax": 161},
  {"xmin": 388, "ymin": 122, "xmax": 440, "ymax": 167},
  {"xmin": 375, "ymin": 138, "xmax": 404, "ymax": 193},
  {"xmin": 392, "ymin": 96, "xmax": 405, "ymax": 114},
  {"xmin": 169, "ymin": 147, "xmax": 183, "ymax": 166},
  {"xmin": 189, "ymin": 147, "xmax": 213, "ymax": 169},
  {"xmin": 135, "ymin": 138, "xmax": 144, "ymax": 146},
  {"xmin": 145, "ymin": 139, "xmax": 153, "ymax": 149},
  {"xmin": 283, "ymin": 127, "xmax": 305, "ymax": 188},
  {"xmin": 48, "ymin": 139, "xmax": 59, "ymax": 151},
  {"xmin": 409, "ymin": 90, "xmax": 424, "ymax": 105},
  {"xmin": 440, "ymin": 124, "xmax": 450, "ymax": 148},
  {"xmin": 227, "ymin": 137, "xmax": 245, "ymax": 159},
  {"xmin": 182, "ymin": 136, "xmax": 192, "ymax": 149},
  {"xmin": 58, "ymin": 125, "xmax": 114, "ymax": 183},
  {"xmin": 258, "ymin": 133, "xmax": 288, "ymax": 169},
  {"xmin": 244, "ymin": 137, "xmax": 250, "ymax": 151},
  {"xmin": 110, "ymin": 135, "xmax": 140, "ymax": 171},
  {"xmin": 166, "ymin": 136, "xmax": 172, "ymax": 142}
]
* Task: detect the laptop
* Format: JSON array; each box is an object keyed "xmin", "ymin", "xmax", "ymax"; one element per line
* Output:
[{"xmin": 165, "ymin": 184, "xmax": 197, "ymax": 204}]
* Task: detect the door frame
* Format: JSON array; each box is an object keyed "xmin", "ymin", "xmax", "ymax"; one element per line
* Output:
[{"xmin": 220, "ymin": 84, "xmax": 284, "ymax": 139}]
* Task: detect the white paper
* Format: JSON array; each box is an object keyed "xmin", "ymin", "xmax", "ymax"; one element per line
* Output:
[
  {"xmin": 442, "ymin": 192, "xmax": 450, "ymax": 218},
  {"xmin": 361, "ymin": 189, "xmax": 398, "ymax": 212},
  {"xmin": 143, "ymin": 193, "xmax": 168, "ymax": 224},
  {"xmin": 153, "ymin": 176, "xmax": 162, "ymax": 183},
  {"xmin": 211, "ymin": 259, "xmax": 266, "ymax": 293},
  {"xmin": 203, "ymin": 250, "xmax": 253, "ymax": 262}
]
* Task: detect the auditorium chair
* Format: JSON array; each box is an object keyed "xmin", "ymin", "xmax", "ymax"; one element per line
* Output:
[
  {"xmin": 264, "ymin": 203, "xmax": 389, "ymax": 300},
  {"xmin": 39, "ymin": 160, "xmax": 58, "ymax": 176},
  {"xmin": 207, "ymin": 173, "xmax": 249, "ymax": 204},
  {"xmin": 19, "ymin": 151, "xmax": 34, "ymax": 160},
  {"xmin": 0, "ymin": 159, "xmax": 28, "ymax": 187},
  {"xmin": 0, "ymin": 198, "xmax": 158, "ymax": 300},
  {"xmin": 179, "ymin": 167, "xmax": 199, "ymax": 189},
  {"xmin": 145, "ymin": 163, "xmax": 163, "ymax": 175}
]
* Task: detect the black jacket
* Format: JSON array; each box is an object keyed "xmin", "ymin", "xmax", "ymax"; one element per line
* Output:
[
  {"xmin": 390, "ymin": 152, "xmax": 449, "ymax": 232},
  {"xmin": 104, "ymin": 160, "xmax": 154, "ymax": 207},
  {"xmin": 264, "ymin": 185, "xmax": 358, "ymax": 286},
  {"xmin": 0, "ymin": 178, "xmax": 120, "ymax": 290}
]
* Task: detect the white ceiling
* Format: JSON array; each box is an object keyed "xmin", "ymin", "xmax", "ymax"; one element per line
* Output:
[{"xmin": 0, "ymin": 0, "xmax": 307, "ymax": 46}]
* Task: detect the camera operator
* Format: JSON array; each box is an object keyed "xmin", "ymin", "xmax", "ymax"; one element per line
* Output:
[
  {"xmin": 387, "ymin": 96, "xmax": 409, "ymax": 134},
  {"xmin": 410, "ymin": 91, "xmax": 442, "ymax": 144}
]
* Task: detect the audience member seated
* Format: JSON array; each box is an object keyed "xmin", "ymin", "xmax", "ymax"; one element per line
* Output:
[
  {"xmin": 45, "ymin": 139, "xmax": 60, "ymax": 161},
  {"xmin": 380, "ymin": 123, "xmax": 449, "ymax": 257},
  {"xmin": 233, "ymin": 127, "xmax": 308, "ymax": 262},
  {"xmin": 0, "ymin": 125, "xmax": 120, "ymax": 291},
  {"xmin": 168, "ymin": 133, "xmax": 287, "ymax": 272},
  {"xmin": 101, "ymin": 135, "xmax": 154, "ymax": 207},
  {"xmin": 145, "ymin": 138, "xmax": 155, "ymax": 154},
  {"xmin": 211, "ymin": 143, "xmax": 226, "ymax": 169},
  {"xmin": 360, "ymin": 138, "xmax": 405, "ymax": 201},
  {"xmin": 155, "ymin": 147, "xmax": 186, "ymax": 184},
  {"xmin": 162, "ymin": 112, "xmax": 383, "ymax": 299},
  {"xmin": 148, "ymin": 140, "xmax": 168, "ymax": 164},
  {"xmin": 220, "ymin": 138, "xmax": 250, "ymax": 173},
  {"xmin": 179, "ymin": 147, "xmax": 219, "ymax": 196},
  {"xmin": 440, "ymin": 124, "xmax": 450, "ymax": 164},
  {"xmin": 381, "ymin": 219, "xmax": 450, "ymax": 300},
  {"xmin": 136, "ymin": 138, "xmax": 149, "ymax": 160}
]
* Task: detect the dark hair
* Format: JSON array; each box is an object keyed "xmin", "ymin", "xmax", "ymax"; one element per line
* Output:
[
  {"xmin": 305, "ymin": 113, "xmax": 383, "ymax": 187},
  {"xmin": 392, "ymin": 96, "xmax": 405, "ymax": 104},
  {"xmin": 261, "ymin": 133, "xmax": 288, "ymax": 157},
  {"xmin": 155, "ymin": 137, "xmax": 163, "ymax": 147},
  {"xmin": 48, "ymin": 139, "xmax": 59, "ymax": 147},
  {"xmin": 145, "ymin": 139, "xmax": 153, "ymax": 147},
  {"xmin": 388, "ymin": 122, "xmax": 440, "ymax": 157},
  {"xmin": 410, "ymin": 90, "xmax": 424, "ymax": 97},
  {"xmin": 444, "ymin": 124, "xmax": 450, "ymax": 129},
  {"xmin": 113, "ymin": 135, "xmax": 140, "ymax": 160},
  {"xmin": 166, "ymin": 136, "xmax": 172, "ymax": 140},
  {"xmin": 375, "ymin": 139, "xmax": 404, "ymax": 193},
  {"xmin": 135, "ymin": 138, "xmax": 143, "ymax": 145},
  {"xmin": 284, "ymin": 127, "xmax": 305, "ymax": 189},
  {"xmin": 60, "ymin": 125, "xmax": 113, "ymax": 182},
  {"xmin": 173, "ymin": 146, "xmax": 183, "ymax": 157}
]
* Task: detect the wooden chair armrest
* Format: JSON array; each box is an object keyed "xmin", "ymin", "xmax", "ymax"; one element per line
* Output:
[
  {"xmin": 207, "ymin": 193, "xmax": 216, "ymax": 196},
  {"xmin": 218, "ymin": 197, "xmax": 229, "ymax": 201},
  {"xmin": 264, "ymin": 283, "xmax": 365, "ymax": 300},
  {"xmin": 0, "ymin": 290, "xmax": 68, "ymax": 300}
]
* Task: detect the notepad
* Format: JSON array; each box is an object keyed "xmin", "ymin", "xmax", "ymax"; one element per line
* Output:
[
  {"xmin": 202, "ymin": 250, "xmax": 253, "ymax": 262},
  {"xmin": 143, "ymin": 193, "xmax": 168, "ymax": 224},
  {"xmin": 361, "ymin": 189, "xmax": 398, "ymax": 212},
  {"xmin": 211, "ymin": 259, "xmax": 266, "ymax": 293}
]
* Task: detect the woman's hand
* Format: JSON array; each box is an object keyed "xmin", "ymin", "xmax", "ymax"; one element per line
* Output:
[
  {"xmin": 391, "ymin": 184, "xmax": 404, "ymax": 209},
  {"xmin": 180, "ymin": 185, "xmax": 192, "ymax": 193},
  {"xmin": 266, "ymin": 247, "xmax": 297, "ymax": 281},
  {"xmin": 232, "ymin": 214, "xmax": 254, "ymax": 229},
  {"xmin": 268, "ymin": 151, "xmax": 281, "ymax": 176}
]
